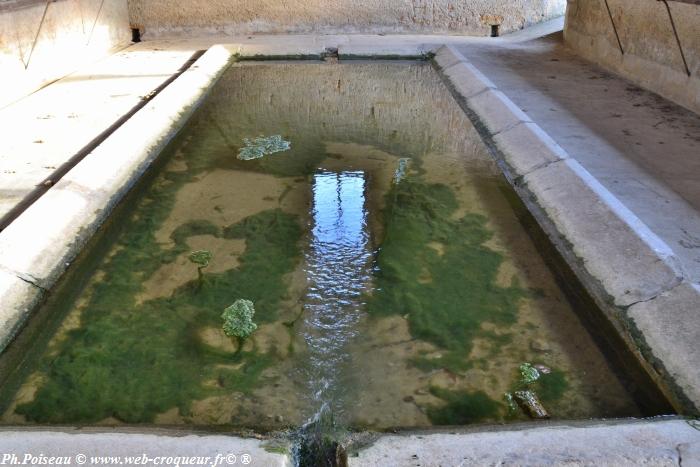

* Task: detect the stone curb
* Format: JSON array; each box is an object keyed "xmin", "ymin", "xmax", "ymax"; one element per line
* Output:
[
  {"xmin": 432, "ymin": 45, "xmax": 700, "ymax": 412},
  {"xmin": 628, "ymin": 281, "xmax": 700, "ymax": 409},
  {"xmin": 0, "ymin": 45, "xmax": 233, "ymax": 352},
  {"xmin": 349, "ymin": 419, "xmax": 700, "ymax": 466}
]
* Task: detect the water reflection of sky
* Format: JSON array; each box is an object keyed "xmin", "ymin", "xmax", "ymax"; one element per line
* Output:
[{"xmin": 301, "ymin": 170, "xmax": 372, "ymax": 422}]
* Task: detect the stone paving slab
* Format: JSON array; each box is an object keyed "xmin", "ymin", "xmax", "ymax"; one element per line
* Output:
[
  {"xmin": 628, "ymin": 282, "xmax": 700, "ymax": 410},
  {"xmin": 349, "ymin": 419, "xmax": 700, "ymax": 466},
  {"xmin": 0, "ymin": 47, "xmax": 202, "ymax": 219}
]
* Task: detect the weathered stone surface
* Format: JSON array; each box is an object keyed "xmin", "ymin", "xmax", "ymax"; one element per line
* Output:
[
  {"xmin": 564, "ymin": 0, "xmax": 700, "ymax": 114},
  {"xmin": 467, "ymin": 89, "xmax": 532, "ymax": 134},
  {"xmin": 0, "ymin": 430, "xmax": 287, "ymax": 467},
  {"xmin": 522, "ymin": 158, "xmax": 683, "ymax": 307},
  {"xmin": 433, "ymin": 45, "xmax": 465, "ymax": 70},
  {"xmin": 0, "ymin": 0, "xmax": 131, "ymax": 109},
  {"xmin": 628, "ymin": 281, "xmax": 700, "ymax": 411},
  {"xmin": 128, "ymin": 0, "xmax": 566, "ymax": 38},
  {"xmin": 494, "ymin": 121, "xmax": 568, "ymax": 176},
  {"xmin": 350, "ymin": 419, "xmax": 700, "ymax": 466},
  {"xmin": 0, "ymin": 45, "xmax": 232, "ymax": 350},
  {"xmin": 442, "ymin": 60, "xmax": 497, "ymax": 100},
  {"xmin": 0, "ymin": 269, "xmax": 43, "ymax": 352}
]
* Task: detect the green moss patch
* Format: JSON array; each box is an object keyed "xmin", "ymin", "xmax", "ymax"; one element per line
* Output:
[
  {"xmin": 16, "ymin": 202, "xmax": 302, "ymax": 423},
  {"xmin": 426, "ymin": 387, "xmax": 501, "ymax": 425},
  {"xmin": 367, "ymin": 177, "xmax": 525, "ymax": 372}
]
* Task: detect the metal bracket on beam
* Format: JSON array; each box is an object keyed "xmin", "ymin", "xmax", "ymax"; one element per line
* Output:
[
  {"xmin": 659, "ymin": 0, "xmax": 692, "ymax": 76},
  {"xmin": 604, "ymin": 0, "xmax": 625, "ymax": 55}
]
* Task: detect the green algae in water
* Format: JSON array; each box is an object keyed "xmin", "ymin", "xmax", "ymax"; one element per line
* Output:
[
  {"xmin": 16, "ymin": 207, "xmax": 302, "ymax": 424},
  {"xmin": 237, "ymin": 135, "xmax": 291, "ymax": 161},
  {"xmin": 426, "ymin": 387, "xmax": 501, "ymax": 425},
  {"xmin": 534, "ymin": 369, "xmax": 568, "ymax": 403},
  {"xmin": 367, "ymin": 177, "xmax": 525, "ymax": 371},
  {"xmin": 519, "ymin": 362, "xmax": 541, "ymax": 385}
]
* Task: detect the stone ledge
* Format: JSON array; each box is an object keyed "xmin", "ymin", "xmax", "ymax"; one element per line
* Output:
[
  {"xmin": 493, "ymin": 121, "xmax": 568, "ymax": 176},
  {"xmin": 0, "ymin": 269, "xmax": 44, "ymax": 352},
  {"xmin": 349, "ymin": 419, "xmax": 700, "ymax": 466},
  {"xmin": 433, "ymin": 44, "xmax": 464, "ymax": 70},
  {"xmin": 522, "ymin": 158, "xmax": 683, "ymax": 307},
  {"xmin": 0, "ymin": 45, "xmax": 233, "ymax": 353},
  {"xmin": 628, "ymin": 281, "xmax": 700, "ymax": 412},
  {"xmin": 467, "ymin": 89, "xmax": 532, "ymax": 134},
  {"xmin": 435, "ymin": 45, "xmax": 497, "ymax": 99}
]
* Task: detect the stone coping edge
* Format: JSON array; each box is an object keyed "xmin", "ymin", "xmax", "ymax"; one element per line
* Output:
[
  {"xmin": 432, "ymin": 44, "xmax": 700, "ymax": 415},
  {"xmin": 348, "ymin": 418, "xmax": 700, "ymax": 466},
  {"xmin": 0, "ymin": 45, "xmax": 234, "ymax": 353}
]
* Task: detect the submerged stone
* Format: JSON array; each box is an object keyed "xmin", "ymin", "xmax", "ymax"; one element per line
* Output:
[{"xmin": 514, "ymin": 390, "xmax": 549, "ymax": 419}]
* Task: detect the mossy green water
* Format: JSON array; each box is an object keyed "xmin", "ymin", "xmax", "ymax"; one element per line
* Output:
[
  {"xmin": 367, "ymin": 176, "xmax": 525, "ymax": 372},
  {"xmin": 16, "ymin": 158, "xmax": 302, "ymax": 425}
]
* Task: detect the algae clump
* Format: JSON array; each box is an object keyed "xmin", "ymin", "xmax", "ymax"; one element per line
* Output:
[
  {"xmin": 426, "ymin": 387, "xmax": 501, "ymax": 425},
  {"xmin": 237, "ymin": 135, "xmax": 291, "ymax": 160},
  {"xmin": 222, "ymin": 299, "xmax": 258, "ymax": 352}
]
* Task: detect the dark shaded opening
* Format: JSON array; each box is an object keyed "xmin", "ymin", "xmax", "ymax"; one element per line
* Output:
[
  {"xmin": 490, "ymin": 24, "xmax": 500, "ymax": 37},
  {"xmin": 131, "ymin": 27, "xmax": 141, "ymax": 43}
]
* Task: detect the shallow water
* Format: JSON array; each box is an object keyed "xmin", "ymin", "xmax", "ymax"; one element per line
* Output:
[{"xmin": 0, "ymin": 62, "xmax": 651, "ymax": 430}]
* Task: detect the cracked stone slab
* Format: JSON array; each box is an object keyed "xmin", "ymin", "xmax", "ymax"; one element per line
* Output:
[
  {"xmin": 493, "ymin": 121, "xmax": 569, "ymax": 177},
  {"xmin": 522, "ymin": 159, "xmax": 683, "ymax": 307},
  {"xmin": 467, "ymin": 89, "xmax": 532, "ymax": 134},
  {"xmin": 350, "ymin": 419, "xmax": 700, "ymax": 467},
  {"xmin": 0, "ymin": 269, "xmax": 44, "ymax": 352},
  {"xmin": 628, "ymin": 281, "xmax": 700, "ymax": 411}
]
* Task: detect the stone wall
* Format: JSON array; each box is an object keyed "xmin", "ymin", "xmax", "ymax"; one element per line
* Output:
[
  {"xmin": 126, "ymin": 0, "xmax": 566, "ymax": 38},
  {"xmin": 0, "ymin": 0, "xmax": 131, "ymax": 109},
  {"xmin": 564, "ymin": 0, "xmax": 700, "ymax": 114}
]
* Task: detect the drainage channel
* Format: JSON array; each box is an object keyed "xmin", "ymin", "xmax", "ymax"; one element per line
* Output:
[{"xmin": 0, "ymin": 49, "xmax": 207, "ymax": 233}]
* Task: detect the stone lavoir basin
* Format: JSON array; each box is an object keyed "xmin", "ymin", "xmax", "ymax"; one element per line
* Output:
[{"xmin": 0, "ymin": 61, "xmax": 672, "ymax": 436}]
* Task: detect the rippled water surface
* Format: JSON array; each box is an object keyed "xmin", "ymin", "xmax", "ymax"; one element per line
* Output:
[{"xmin": 0, "ymin": 62, "xmax": 651, "ymax": 429}]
